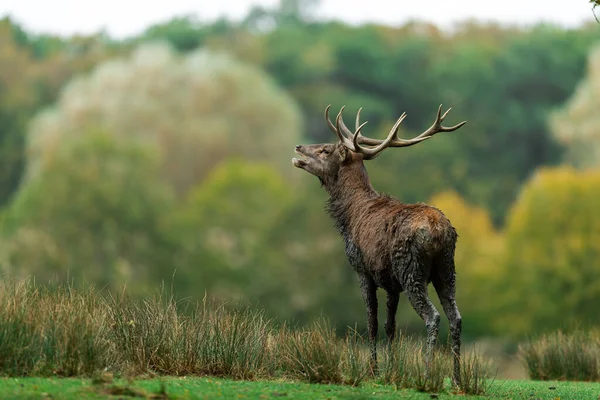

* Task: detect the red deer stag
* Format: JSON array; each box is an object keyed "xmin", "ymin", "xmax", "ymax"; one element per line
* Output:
[{"xmin": 292, "ymin": 104, "xmax": 467, "ymax": 385}]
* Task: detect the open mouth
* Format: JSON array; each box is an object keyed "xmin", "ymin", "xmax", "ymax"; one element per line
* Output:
[{"xmin": 292, "ymin": 148, "xmax": 308, "ymax": 168}]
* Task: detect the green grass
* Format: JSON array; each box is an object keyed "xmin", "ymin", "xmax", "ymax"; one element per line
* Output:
[{"xmin": 1, "ymin": 377, "xmax": 600, "ymax": 399}]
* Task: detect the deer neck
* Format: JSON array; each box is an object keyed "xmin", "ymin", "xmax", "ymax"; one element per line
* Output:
[{"xmin": 324, "ymin": 161, "xmax": 378, "ymax": 237}]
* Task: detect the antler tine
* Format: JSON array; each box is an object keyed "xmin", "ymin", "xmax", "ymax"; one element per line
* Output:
[
  {"xmin": 334, "ymin": 108, "xmax": 358, "ymax": 150},
  {"xmin": 324, "ymin": 104, "xmax": 339, "ymax": 135},
  {"xmin": 415, "ymin": 104, "xmax": 467, "ymax": 139},
  {"xmin": 326, "ymin": 105, "xmax": 354, "ymax": 147},
  {"xmin": 336, "ymin": 108, "xmax": 357, "ymax": 140},
  {"xmin": 356, "ymin": 105, "xmax": 466, "ymax": 148},
  {"xmin": 351, "ymin": 120, "xmax": 369, "ymax": 150},
  {"xmin": 355, "ymin": 107, "xmax": 363, "ymax": 132},
  {"xmin": 354, "ymin": 113, "xmax": 409, "ymax": 160}
]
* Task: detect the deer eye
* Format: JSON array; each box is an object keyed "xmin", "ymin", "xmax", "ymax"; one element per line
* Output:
[{"xmin": 321, "ymin": 148, "xmax": 330, "ymax": 155}]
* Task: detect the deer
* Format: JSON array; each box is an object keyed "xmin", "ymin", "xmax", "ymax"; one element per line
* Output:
[{"xmin": 292, "ymin": 104, "xmax": 467, "ymax": 385}]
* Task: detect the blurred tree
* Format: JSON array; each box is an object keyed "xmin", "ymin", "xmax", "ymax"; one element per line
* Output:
[
  {"xmin": 0, "ymin": 18, "xmax": 114, "ymax": 208},
  {"xmin": 139, "ymin": 15, "xmax": 235, "ymax": 52},
  {"xmin": 172, "ymin": 159, "xmax": 294, "ymax": 302},
  {"xmin": 252, "ymin": 177, "xmax": 365, "ymax": 331},
  {"xmin": 25, "ymin": 42, "xmax": 303, "ymax": 198},
  {"xmin": 141, "ymin": 15, "xmax": 206, "ymax": 52},
  {"xmin": 0, "ymin": 132, "xmax": 176, "ymax": 293},
  {"xmin": 433, "ymin": 24, "xmax": 598, "ymax": 224},
  {"xmin": 0, "ymin": 20, "xmax": 36, "ymax": 208},
  {"xmin": 276, "ymin": 0, "xmax": 320, "ymax": 25},
  {"xmin": 550, "ymin": 44, "xmax": 600, "ymax": 168},
  {"xmin": 496, "ymin": 167, "xmax": 600, "ymax": 336},
  {"xmin": 244, "ymin": 0, "xmax": 320, "ymax": 31}
]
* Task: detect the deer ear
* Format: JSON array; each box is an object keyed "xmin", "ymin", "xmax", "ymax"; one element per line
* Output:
[{"xmin": 338, "ymin": 145, "xmax": 350, "ymax": 162}]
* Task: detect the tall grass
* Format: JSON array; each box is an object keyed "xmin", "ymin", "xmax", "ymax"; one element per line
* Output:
[
  {"xmin": 108, "ymin": 291, "xmax": 274, "ymax": 378},
  {"xmin": 0, "ymin": 281, "xmax": 112, "ymax": 376},
  {"xmin": 520, "ymin": 330, "xmax": 600, "ymax": 382},
  {"xmin": 0, "ymin": 279, "xmax": 492, "ymax": 395},
  {"xmin": 458, "ymin": 348, "xmax": 495, "ymax": 395},
  {"xmin": 378, "ymin": 338, "xmax": 455, "ymax": 393}
]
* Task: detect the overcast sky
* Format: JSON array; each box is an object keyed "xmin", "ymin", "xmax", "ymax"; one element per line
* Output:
[{"xmin": 0, "ymin": 0, "xmax": 595, "ymax": 38}]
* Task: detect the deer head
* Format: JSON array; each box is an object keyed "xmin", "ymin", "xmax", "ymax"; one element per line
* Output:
[{"xmin": 292, "ymin": 105, "xmax": 467, "ymax": 182}]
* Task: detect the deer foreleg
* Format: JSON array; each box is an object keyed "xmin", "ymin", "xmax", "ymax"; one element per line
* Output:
[{"xmin": 359, "ymin": 274, "xmax": 378, "ymax": 374}]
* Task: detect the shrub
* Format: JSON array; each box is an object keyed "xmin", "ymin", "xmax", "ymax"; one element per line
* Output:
[{"xmin": 520, "ymin": 330, "xmax": 600, "ymax": 381}]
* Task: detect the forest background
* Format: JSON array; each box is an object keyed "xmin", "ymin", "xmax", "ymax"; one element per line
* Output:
[{"xmin": 1, "ymin": 3, "xmax": 600, "ymax": 376}]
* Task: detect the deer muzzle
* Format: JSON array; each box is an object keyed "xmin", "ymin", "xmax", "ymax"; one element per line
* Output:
[{"xmin": 292, "ymin": 145, "xmax": 308, "ymax": 168}]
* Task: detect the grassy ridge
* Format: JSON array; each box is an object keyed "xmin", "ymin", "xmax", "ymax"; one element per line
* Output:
[
  {"xmin": 3, "ymin": 279, "xmax": 600, "ymax": 398},
  {"xmin": 0, "ymin": 279, "xmax": 490, "ymax": 395},
  {"xmin": 1, "ymin": 376, "xmax": 600, "ymax": 400}
]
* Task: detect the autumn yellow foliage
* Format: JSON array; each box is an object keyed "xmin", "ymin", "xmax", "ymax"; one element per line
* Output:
[{"xmin": 498, "ymin": 166, "xmax": 600, "ymax": 335}]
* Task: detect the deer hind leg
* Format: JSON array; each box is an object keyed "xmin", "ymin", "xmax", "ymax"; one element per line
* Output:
[
  {"xmin": 359, "ymin": 274, "xmax": 378, "ymax": 374},
  {"xmin": 394, "ymin": 255, "xmax": 440, "ymax": 373},
  {"xmin": 405, "ymin": 283, "xmax": 440, "ymax": 364},
  {"xmin": 432, "ymin": 254, "xmax": 462, "ymax": 387}
]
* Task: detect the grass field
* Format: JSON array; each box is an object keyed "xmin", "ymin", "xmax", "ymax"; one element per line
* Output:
[
  {"xmin": 1, "ymin": 377, "xmax": 599, "ymax": 400},
  {"xmin": 2, "ymin": 281, "xmax": 600, "ymax": 399}
]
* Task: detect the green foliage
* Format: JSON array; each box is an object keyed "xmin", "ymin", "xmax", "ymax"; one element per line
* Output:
[
  {"xmin": 432, "ymin": 25, "xmax": 597, "ymax": 224},
  {"xmin": 520, "ymin": 330, "xmax": 600, "ymax": 382},
  {"xmin": 0, "ymin": 18, "xmax": 116, "ymax": 207},
  {"xmin": 181, "ymin": 159, "xmax": 293, "ymax": 251},
  {"xmin": 551, "ymin": 44, "xmax": 600, "ymax": 167},
  {"xmin": 173, "ymin": 159, "xmax": 294, "ymax": 302},
  {"xmin": 0, "ymin": 20, "xmax": 37, "ymax": 207},
  {"xmin": 1, "ymin": 132, "xmax": 176, "ymax": 292},
  {"xmin": 139, "ymin": 15, "xmax": 212, "ymax": 52},
  {"xmin": 251, "ymin": 180, "xmax": 364, "ymax": 330},
  {"xmin": 26, "ymin": 41, "xmax": 302, "ymax": 197},
  {"xmin": 499, "ymin": 167, "xmax": 600, "ymax": 335}
]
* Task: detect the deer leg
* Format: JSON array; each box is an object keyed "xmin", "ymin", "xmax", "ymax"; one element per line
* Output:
[
  {"xmin": 359, "ymin": 274, "xmax": 378, "ymax": 374},
  {"xmin": 404, "ymin": 281, "xmax": 441, "ymax": 374},
  {"xmin": 432, "ymin": 272, "xmax": 462, "ymax": 387},
  {"xmin": 385, "ymin": 290, "xmax": 399, "ymax": 342}
]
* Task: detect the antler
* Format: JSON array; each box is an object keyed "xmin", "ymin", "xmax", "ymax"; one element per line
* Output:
[{"xmin": 324, "ymin": 104, "xmax": 467, "ymax": 160}]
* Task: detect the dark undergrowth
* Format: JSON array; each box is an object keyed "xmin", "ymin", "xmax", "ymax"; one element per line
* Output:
[{"xmin": 0, "ymin": 279, "xmax": 492, "ymax": 395}]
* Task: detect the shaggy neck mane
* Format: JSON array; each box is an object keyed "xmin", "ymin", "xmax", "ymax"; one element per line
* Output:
[{"xmin": 324, "ymin": 161, "xmax": 379, "ymax": 236}]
